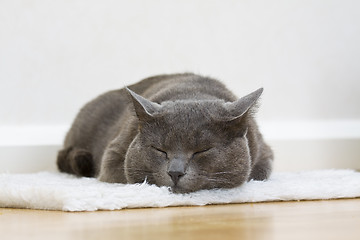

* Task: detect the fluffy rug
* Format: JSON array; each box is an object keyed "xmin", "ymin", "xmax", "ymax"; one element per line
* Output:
[{"xmin": 1, "ymin": 169, "xmax": 359, "ymax": 211}]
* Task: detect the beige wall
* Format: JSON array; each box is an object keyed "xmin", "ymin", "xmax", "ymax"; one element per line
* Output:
[{"xmin": 1, "ymin": 0, "xmax": 360, "ymax": 125}]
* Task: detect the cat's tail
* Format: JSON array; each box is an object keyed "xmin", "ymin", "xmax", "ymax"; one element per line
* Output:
[{"xmin": 56, "ymin": 147, "xmax": 95, "ymax": 177}]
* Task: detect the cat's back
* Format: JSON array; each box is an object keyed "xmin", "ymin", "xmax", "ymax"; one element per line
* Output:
[
  {"xmin": 64, "ymin": 73, "xmax": 237, "ymax": 153},
  {"xmin": 64, "ymin": 73, "xmax": 202, "ymax": 153},
  {"xmin": 138, "ymin": 73, "xmax": 237, "ymax": 103}
]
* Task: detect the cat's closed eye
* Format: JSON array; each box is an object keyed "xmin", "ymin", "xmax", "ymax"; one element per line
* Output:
[
  {"xmin": 192, "ymin": 148, "xmax": 212, "ymax": 158},
  {"xmin": 151, "ymin": 146, "xmax": 168, "ymax": 158}
]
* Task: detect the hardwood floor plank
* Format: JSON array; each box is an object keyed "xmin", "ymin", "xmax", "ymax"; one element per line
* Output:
[{"xmin": 1, "ymin": 199, "xmax": 360, "ymax": 240}]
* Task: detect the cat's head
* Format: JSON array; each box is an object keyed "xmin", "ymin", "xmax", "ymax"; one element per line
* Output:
[{"xmin": 124, "ymin": 88, "xmax": 263, "ymax": 193}]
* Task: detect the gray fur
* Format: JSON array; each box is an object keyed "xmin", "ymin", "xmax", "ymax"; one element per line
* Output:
[{"xmin": 57, "ymin": 73, "xmax": 273, "ymax": 193}]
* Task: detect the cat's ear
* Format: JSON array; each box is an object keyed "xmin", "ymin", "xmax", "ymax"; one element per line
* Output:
[
  {"xmin": 126, "ymin": 87, "xmax": 162, "ymax": 121},
  {"xmin": 223, "ymin": 88, "xmax": 263, "ymax": 121}
]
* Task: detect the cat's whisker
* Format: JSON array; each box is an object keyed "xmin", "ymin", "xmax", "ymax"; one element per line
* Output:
[{"xmin": 209, "ymin": 172, "xmax": 234, "ymax": 176}]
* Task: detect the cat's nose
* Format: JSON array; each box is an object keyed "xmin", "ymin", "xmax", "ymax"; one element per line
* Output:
[
  {"xmin": 168, "ymin": 171, "xmax": 185, "ymax": 185},
  {"xmin": 167, "ymin": 158, "xmax": 186, "ymax": 185}
]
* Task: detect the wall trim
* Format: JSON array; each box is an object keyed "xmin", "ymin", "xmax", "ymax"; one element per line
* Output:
[
  {"xmin": 259, "ymin": 120, "xmax": 360, "ymax": 140},
  {"xmin": 1, "ymin": 120, "xmax": 360, "ymax": 147}
]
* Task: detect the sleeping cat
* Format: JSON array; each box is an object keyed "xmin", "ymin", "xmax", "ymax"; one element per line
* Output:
[{"xmin": 57, "ymin": 73, "xmax": 273, "ymax": 193}]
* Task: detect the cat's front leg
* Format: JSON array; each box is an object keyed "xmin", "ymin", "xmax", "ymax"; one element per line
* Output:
[
  {"xmin": 98, "ymin": 148, "xmax": 127, "ymax": 183},
  {"xmin": 248, "ymin": 157, "xmax": 273, "ymax": 181}
]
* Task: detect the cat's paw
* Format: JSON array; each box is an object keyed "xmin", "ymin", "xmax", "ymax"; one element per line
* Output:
[
  {"xmin": 69, "ymin": 149, "xmax": 94, "ymax": 177},
  {"xmin": 249, "ymin": 158, "xmax": 273, "ymax": 181}
]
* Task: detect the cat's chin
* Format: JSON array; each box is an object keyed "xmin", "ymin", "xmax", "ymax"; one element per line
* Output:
[{"xmin": 170, "ymin": 186, "xmax": 194, "ymax": 194}]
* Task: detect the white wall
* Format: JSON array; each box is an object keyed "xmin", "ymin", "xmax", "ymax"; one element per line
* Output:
[{"xmin": 1, "ymin": 0, "xmax": 359, "ymax": 172}]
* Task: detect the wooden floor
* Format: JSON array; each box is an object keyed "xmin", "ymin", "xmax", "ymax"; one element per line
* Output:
[{"xmin": 1, "ymin": 199, "xmax": 360, "ymax": 240}]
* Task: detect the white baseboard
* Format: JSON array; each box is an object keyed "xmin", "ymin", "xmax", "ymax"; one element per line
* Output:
[
  {"xmin": 1, "ymin": 120, "xmax": 360, "ymax": 173},
  {"xmin": 0, "ymin": 125, "xmax": 68, "ymax": 146},
  {"xmin": 1, "ymin": 120, "xmax": 360, "ymax": 146},
  {"xmin": 259, "ymin": 120, "xmax": 360, "ymax": 140}
]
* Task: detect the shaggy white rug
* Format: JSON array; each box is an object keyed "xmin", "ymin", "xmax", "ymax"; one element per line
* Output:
[{"xmin": 1, "ymin": 169, "xmax": 359, "ymax": 212}]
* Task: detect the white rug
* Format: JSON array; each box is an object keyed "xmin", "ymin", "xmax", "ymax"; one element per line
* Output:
[{"xmin": 1, "ymin": 169, "xmax": 359, "ymax": 212}]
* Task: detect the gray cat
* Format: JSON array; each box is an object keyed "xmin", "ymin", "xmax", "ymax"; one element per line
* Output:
[{"xmin": 57, "ymin": 73, "xmax": 273, "ymax": 193}]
